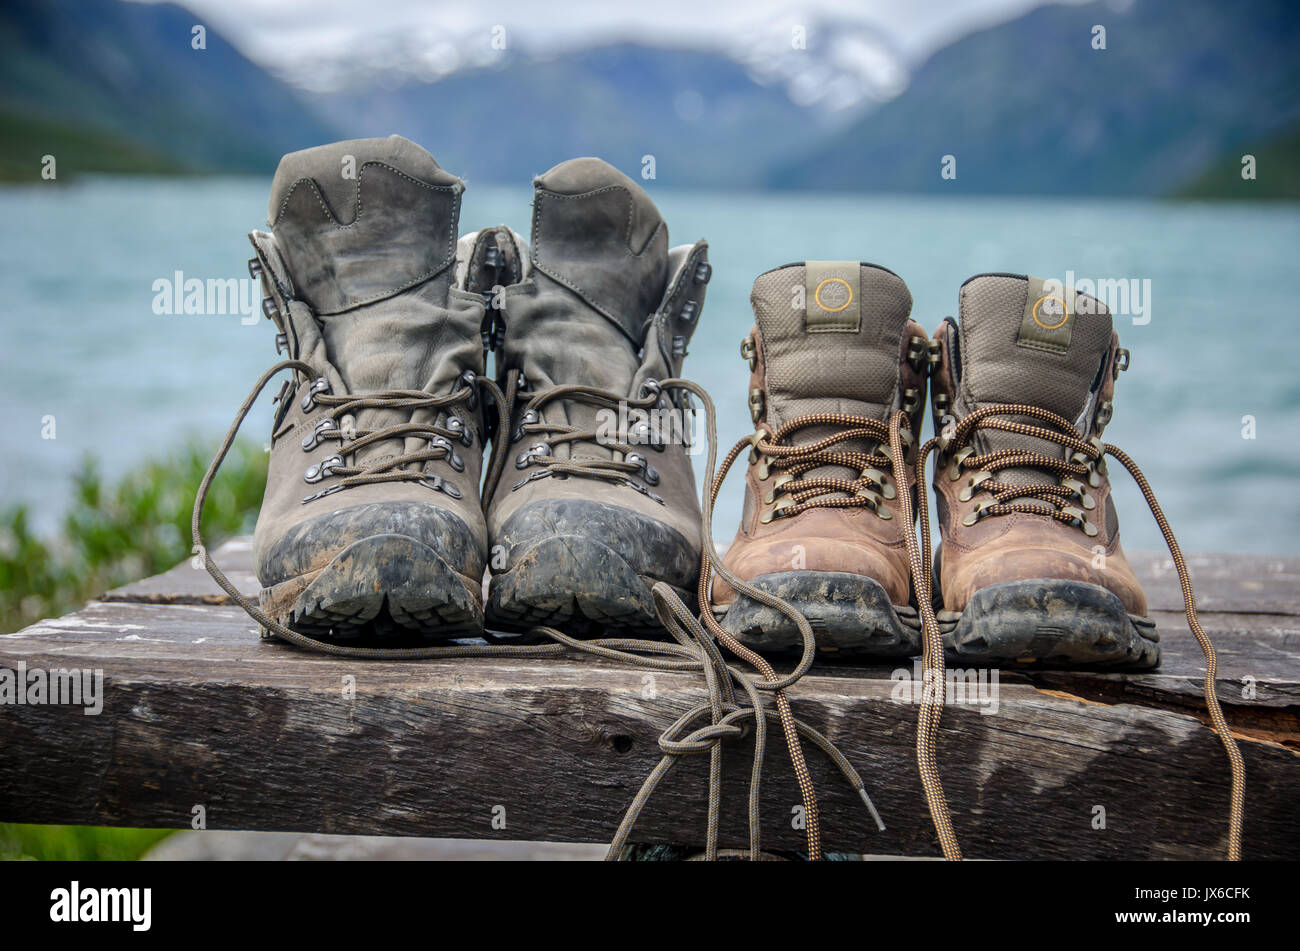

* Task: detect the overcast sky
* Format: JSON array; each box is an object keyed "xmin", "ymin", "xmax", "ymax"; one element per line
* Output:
[{"xmin": 161, "ymin": 0, "xmax": 1088, "ymax": 68}]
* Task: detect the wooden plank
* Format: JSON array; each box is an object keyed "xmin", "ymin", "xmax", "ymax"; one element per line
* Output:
[
  {"xmin": 1128, "ymin": 551, "xmax": 1300, "ymax": 616},
  {"xmin": 1, "ymin": 596, "xmax": 1296, "ymax": 859},
  {"xmin": 106, "ymin": 544, "xmax": 1300, "ymax": 618},
  {"xmin": 95, "ymin": 541, "xmax": 1300, "ymax": 711},
  {"xmin": 101, "ymin": 538, "xmax": 256, "ymax": 605}
]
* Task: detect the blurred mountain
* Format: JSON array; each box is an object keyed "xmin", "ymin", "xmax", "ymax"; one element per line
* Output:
[
  {"xmin": 297, "ymin": 40, "xmax": 872, "ymax": 188},
  {"xmin": 770, "ymin": 0, "xmax": 1300, "ymax": 196},
  {"xmin": 0, "ymin": 0, "xmax": 336, "ymax": 178},
  {"xmin": 3, "ymin": 0, "xmax": 1295, "ymax": 197}
]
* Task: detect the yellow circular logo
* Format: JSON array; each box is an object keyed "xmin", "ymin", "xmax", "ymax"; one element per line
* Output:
[
  {"xmin": 814, "ymin": 277, "xmax": 854, "ymax": 313},
  {"xmin": 1031, "ymin": 294, "xmax": 1070, "ymax": 331}
]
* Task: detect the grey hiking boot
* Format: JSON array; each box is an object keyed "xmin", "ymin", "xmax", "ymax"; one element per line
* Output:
[
  {"xmin": 247, "ymin": 135, "xmax": 493, "ymax": 641},
  {"xmin": 482, "ymin": 158, "xmax": 711, "ymax": 635}
]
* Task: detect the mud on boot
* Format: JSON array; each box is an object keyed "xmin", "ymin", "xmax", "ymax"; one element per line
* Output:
[
  {"xmin": 481, "ymin": 158, "xmax": 710, "ymax": 636},
  {"xmin": 244, "ymin": 136, "xmax": 494, "ymax": 644},
  {"xmin": 926, "ymin": 273, "xmax": 1159, "ymax": 669},
  {"xmin": 711, "ymin": 262, "xmax": 930, "ymax": 657}
]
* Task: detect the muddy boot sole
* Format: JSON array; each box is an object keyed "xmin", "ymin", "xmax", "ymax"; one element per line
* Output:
[
  {"xmin": 486, "ymin": 534, "xmax": 688, "ymax": 637},
  {"xmin": 940, "ymin": 578, "xmax": 1160, "ymax": 669},
  {"xmin": 260, "ymin": 533, "xmax": 483, "ymax": 643},
  {"xmin": 719, "ymin": 570, "xmax": 921, "ymax": 657}
]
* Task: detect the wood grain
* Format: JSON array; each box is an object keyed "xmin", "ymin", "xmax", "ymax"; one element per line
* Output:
[{"xmin": 3, "ymin": 540, "xmax": 1297, "ymax": 859}]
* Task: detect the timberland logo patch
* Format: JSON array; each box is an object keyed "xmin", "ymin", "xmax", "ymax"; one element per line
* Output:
[
  {"xmin": 804, "ymin": 261, "xmax": 860, "ymax": 333},
  {"xmin": 1031, "ymin": 293, "xmax": 1070, "ymax": 331},
  {"xmin": 1016, "ymin": 276, "xmax": 1074, "ymax": 354},
  {"xmin": 814, "ymin": 277, "xmax": 853, "ymax": 312}
]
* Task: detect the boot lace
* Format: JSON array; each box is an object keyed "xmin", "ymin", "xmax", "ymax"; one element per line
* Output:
[
  {"xmin": 936, "ymin": 403, "xmax": 1105, "ymax": 534},
  {"xmin": 195, "ymin": 363, "xmax": 1243, "ymax": 860},
  {"xmin": 752, "ymin": 412, "xmax": 912, "ymax": 521},
  {"xmin": 196, "ymin": 364, "xmax": 890, "ymax": 861},
  {"xmin": 292, "ymin": 368, "xmax": 484, "ymax": 504},
  {"xmin": 899, "ymin": 402, "xmax": 1246, "ymax": 861},
  {"xmin": 485, "ymin": 370, "xmax": 683, "ymax": 505}
]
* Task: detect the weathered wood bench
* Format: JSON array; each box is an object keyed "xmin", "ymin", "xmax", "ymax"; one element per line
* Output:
[{"xmin": 1, "ymin": 539, "xmax": 1296, "ymax": 859}]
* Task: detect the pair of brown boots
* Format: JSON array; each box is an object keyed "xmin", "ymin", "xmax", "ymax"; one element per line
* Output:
[{"xmin": 713, "ymin": 262, "xmax": 1159, "ymax": 669}]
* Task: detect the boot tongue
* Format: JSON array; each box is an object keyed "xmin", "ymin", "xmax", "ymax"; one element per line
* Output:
[
  {"xmin": 956, "ymin": 273, "xmax": 1113, "ymax": 484},
  {"xmin": 505, "ymin": 158, "xmax": 669, "ymax": 459},
  {"xmin": 752, "ymin": 262, "xmax": 913, "ymax": 490},
  {"xmin": 751, "ymin": 262, "xmax": 913, "ymax": 425},
  {"xmin": 268, "ymin": 136, "xmax": 477, "ymax": 465},
  {"xmin": 522, "ymin": 157, "xmax": 668, "ymax": 391},
  {"xmin": 269, "ymin": 135, "xmax": 463, "ymax": 320}
]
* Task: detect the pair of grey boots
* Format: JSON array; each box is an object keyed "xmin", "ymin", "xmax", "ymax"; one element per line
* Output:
[{"xmin": 248, "ymin": 136, "xmax": 710, "ymax": 641}]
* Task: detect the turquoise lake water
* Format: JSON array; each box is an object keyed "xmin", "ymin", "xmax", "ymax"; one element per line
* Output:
[{"xmin": 2, "ymin": 177, "xmax": 1298, "ymax": 554}]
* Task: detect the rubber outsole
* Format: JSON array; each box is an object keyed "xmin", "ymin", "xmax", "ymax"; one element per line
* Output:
[
  {"xmin": 259, "ymin": 533, "xmax": 483, "ymax": 643},
  {"xmin": 718, "ymin": 570, "xmax": 922, "ymax": 656},
  {"xmin": 486, "ymin": 534, "xmax": 690, "ymax": 637},
  {"xmin": 939, "ymin": 578, "xmax": 1160, "ymax": 669}
]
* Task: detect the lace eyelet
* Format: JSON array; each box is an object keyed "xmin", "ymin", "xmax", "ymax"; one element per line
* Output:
[
  {"xmin": 962, "ymin": 499, "xmax": 996, "ymax": 526},
  {"xmin": 419, "ymin": 475, "xmax": 462, "ymax": 500},
  {"xmin": 947, "ymin": 447, "xmax": 974, "ymax": 481},
  {"xmin": 445, "ymin": 415, "xmax": 474, "ymax": 447},
  {"xmin": 1062, "ymin": 505, "xmax": 1099, "ymax": 536},
  {"xmin": 759, "ymin": 499, "xmax": 792, "ymax": 525},
  {"xmin": 460, "ymin": 370, "xmax": 479, "ymax": 409},
  {"xmin": 300, "ymin": 377, "xmax": 332, "ymax": 412},
  {"xmin": 303, "ymin": 454, "xmax": 343, "ymax": 484},
  {"xmin": 513, "ymin": 408, "xmax": 540, "ymax": 442},
  {"xmin": 515, "ymin": 442, "xmax": 550, "ymax": 469},
  {"xmin": 625, "ymin": 452, "xmax": 660, "ymax": 486},
  {"xmin": 762, "ymin": 473, "xmax": 793, "ymax": 505},
  {"xmin": 860, "ymin": 466, "xmax": 895, "ymax": 500},
  {"xmin": 960, "ymin": 470, "xmax": 991, "ymax": 501},
  {"xmin": 430, "ymin": 435, "xmax": 465, "ymax": 472},
  {"xmin": 301, "ymin": 418, "xmax": 338, "ymax": 452},
  {"xmin": 301, "ymin": 484, "xmax": 343, "ymax": 505}
]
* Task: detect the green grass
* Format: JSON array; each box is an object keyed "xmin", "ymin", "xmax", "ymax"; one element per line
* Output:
[
  {"xmin": 0, "ymin": 824, "xmax": 173, "ymax": 862},
  {"xmin": 2, "ymin": 439, "xmax": 267, "ymax": 860},
  {"xmin": 1, "ymin": 440, "xmax": 268, "ymax": 635}
]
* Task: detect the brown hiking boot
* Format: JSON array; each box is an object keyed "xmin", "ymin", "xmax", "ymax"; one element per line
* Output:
[
  {"xmin": 712, "ymin": 261, "xmax": 929, "ymax": 655},
  {"xmin": 926, "ymin": 273, "xmax": 1158, "ymax": 668},
  {"xmin": 482, "ymin": 158, "xmax": 710, "ymax": 635},
  {"xmin": 246, "ymin": 135, "xmax": 493, "ymax": 641}
]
